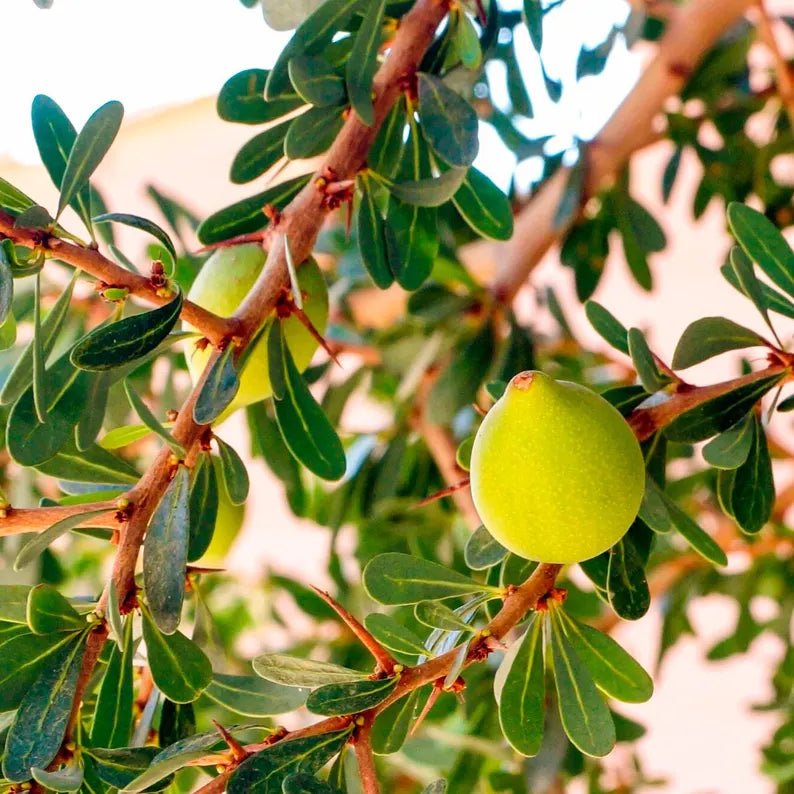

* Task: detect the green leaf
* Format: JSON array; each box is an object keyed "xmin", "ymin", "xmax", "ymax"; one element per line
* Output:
[
  {"xmin": 31, "ymin": 760, "xmax": 84, "ymax": 792},
  {"xmin": 557, "ymin": 609, "xmax": 653, "ymax": 703},
  {"xmin": 638, "ymin": 478, "xmax": 673, "ymax": 533},
  {"xmin": 0, "ymin": 629, "xmax": 77, "ymax": 711},
  {"xmin": 464, "ymin": 525, "xmax": 508, "ymax": 570},
  {"xmin": 228, "ymin": 729, "xmax": 352, "ymax": 794},
  {"xmin": 31, "ymin": 95, "xmax": 93, "ymax": 233},
  {"xmin": 266, "ymin": 0, "xmax": 362, "ymax": 99},
  {"xmin": 2, "ymin": 631, "xmax": 86, "ymax": 782},
  {"xmin": 346, "ymin": 0, "xmax": 386, "ymax": 125},
  {"xmin": 384, "ymin": 200, "xmax": 438, "ymax": 290},
  {"xmin": 288, "ymin": 56, "xmax": 346, "ymax": 107},
  {"xmin": 356, "ymin": 175, "xmax": 393, "ymax": 288},
  {"xmin": 306, "ymin": 676, "xmax": 398, "ymax": 716},
  {"xmin": 363, "ymin": 613, "xmax": 427, "ymax": 659},
  {"xmin": 34, "ymin": 439, "xmax": 140, "ymax": 485},
  {"xmin": 702, "ymin": 414, "xmax": 754, "ymax": 469},
  {"xmin": 369, "ymin": 98, "xmax": 407, "ymax": 179},
  {"xmin": 86, "ymin": 746, "xmax": 167, "ymax": 790},
  {"xmin": 215, "ymin": 436, "xmax": 250, "ymax": 505},
  {"xmin": 547, "ymin": 612, "xmax": 615, "ymax": 758},
  {"xmin": 427, "ymin": 321, "xmax": 494, "ymax": 424},
  {"xmin": 197, "ymin": 175, "xmax": 310, "ymax": 245},
  {"xmin": 421, "ymin": 782, "xmax": 448, "ymax": 794},
  {"xmin": 90, "ymin": 616, "xmax": 133, "ymax": 747},
  {"xmin": 283, "ymin": 773, "xmax": 341, "ymax": 793},
  {"xmin": 523, "ymin": 0, "xmax": 543, "ymax": 50},
  {"xmin": 57, "ymin": 100, "xmax": 123, "ymax": 220},
  {"xmin": 494, "ymin": 615, "xmax": 545, "ymax": 756},
  {"xmin": 144, "ymin": 465, "xmax": 190, "ymax": 635},
  {"xmin": 731, "ymin": 415, "xmax": 774, "ymax": 534},
  {"xmin": 417, "ymin": 73, "xmax": 478, "ymax": 167},
  {"xmin": 124, "ymin": 381, "xmax": 185, "ymax": 457},
  {"xmin": 627, "ymin": 328, "xmax": 666, "ymax": 392},
  {"xmin": 204, "ymin": 673, "xmax": 308, "ymax": 717},
  {"xmin": 454, "ymin": 10, "xmax": 482, "ymax": 69},
  {"xmin": 386, "ymin": 166, "xmax": 469, "ymax": 207},
  {"xmin": 193, "ymin": 344, "xmax": 240, "ymax": 425},
  {"xmin": 75, "ymin": 371, "xmax": 111, "ymax": 450},
  {"xmin": 231, "ymin": 121, "xmax": 291, "ymax": 184},
  {"xmin": 721, "ymin": 261, "xmax": 794, "ymax": 319},
  {"xmin": 664, "ymin": 371, "xmax": 785, "ymax": 443},
  {"xmin": 268, "ymin": 322, "xmax": 346, "ymax": 481},
  {"xmin": 70, "ymin": 290, "xmax": 183, "ymax": 371},
  {"xmin": 414, "ymin": 601, "xmax": 476, "ymax": 633},
  {"xmin": 729, "ymin": 246, "xmax": 777, "ymax": 337},
  {"xmin": 142, "ymin": 608, "xmax": 212, "ymax": 703},
  {"xmin": 92, "ymin": 212, "xmax": 177, "ymax": 265},
  {"xmin": 452, "ymin": 167, "xmax": 514, "ymax": 241},
  {"xmin": 219, "ymin": 69, "xmax": 303, "ymax": 124},
  {"xmin": 607, "ymin": 537, "xmax": 650, "ymax": 620},
  {"xmin": 26, "ymin": 584, "xmax": 85, "ymax": 634},
  {"xmin": 584, "ymin": 300, "xmax": 629, "ymax": 355},
  {"xmin": 671, "ymin": 316, "xmax": 765, "ymax": 370},
  {"xmin": 14, "ymin": 508, "xmax": 112, "ymax": 571},
  {"xmin": 99, "ymin": 424, "xmax": 152, "ymax": 449},
  {"xmin": 284, "ymin": 105, "xmax": 345, "ymax": 159},
  {"xmin": 664, "ymin": 496, "xmax": 728, "ymax": 566},
  {"xmin": 0, "ymin": 176, "xmax": 37, "ymax": 215},
  {"xmin": 15, "ymin": 205, "xmax": 54, "ymax": 230},
  {"xmin": 371, "ymin": 689, "xmax": 420, "ymax": 755},
  {"xmin": 0, "ymin": 585, "xmax": 32, "ymax": 623},
  {"xmin": 363, "ymin": 553, "xmax": 495, "ymax": 605},
  {"xmin": 1, "ymin": 270, "xmax": 75, "ymax": 407},
  {"xmin": 727, "ymin": 202, "xmax": 794, "ymax": 298},
  {"xmin": 187, "ymin": 453, "xmax": 219, "ymax": 562},
  {"xmin": 253, "ymin": 654, "xmax": 368, "ymax": 687}
]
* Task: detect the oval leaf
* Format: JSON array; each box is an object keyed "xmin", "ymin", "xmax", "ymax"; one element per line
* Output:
[{"xmin": 306, "ymin": 676, "xmax": 398, "ymax": 716}]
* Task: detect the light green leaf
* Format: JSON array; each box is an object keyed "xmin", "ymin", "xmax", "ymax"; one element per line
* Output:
[
  {"xmin": 26, "ymin": 584, "xmax": 85, "ymax": 634},
  {"xmin": 204, "ymin": 673, "xmax": 309, "ymax": 717},
  {"xmin": 464, "ymin": 525, "xmax": 508, "ymax": 570},
  {"xmin": 363, "ymin": 613, "xmax": 427, "ymax": 659},
  {"xmin": 253, "ymin": 654, "xmax": 368, "ymax": 688}
]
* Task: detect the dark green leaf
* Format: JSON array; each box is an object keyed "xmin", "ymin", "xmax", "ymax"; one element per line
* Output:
[
  {"xmin": 584, "ymin": 300, "xmax": 629, "ymax": 355},
  {"xmin": 638, "ymin": 478, "xmax": 673, "ymax": 533},
  {"xmin": 144, "ymin": 465, "xmax": 190, "ymax": 634},
  {"xmin": 289, "ymin": 56, "xmax": 346, "ymax": 107},
  {"xmin": 268, "ymin": 322, "xmax": 346, "ymax": 481},
  {"xmin": 90, "ymin": 616, "xmax": 133, "ymax": 747},
  {"xmin": 306, "ymin": 676, "xmax": 398, "ymax": 716},
  {"xmin": 231, "ymin": 121, "xmax": 291, "ymax": 184},
  {"xmin": 363, "ymin": 613, "xmax": 427, "ymax": 659},
  {"xmin": 346, "ymin": 0, "xmax": 386, "ymax": 125},
  {"xmin": 664, "ymin": 371, "xmax": 785, "ymax": 443},
  {"xmin": 187, "ymin": 453, "xmax": 219, "ymax": 561},
  {"xmin": 193, "ymin": 344, "xmax": 240, "ymax": 425},
  {"xmin": 661, "ymin": 146, "xmax": 682, "ymax": 203},
  {"xmin": 283, "ymin": 773, "xmax": 341, "ymax": 793},
  {"xmin": 75, "ymin": 371, "xmax": 111, "ymax": 450},
  {"xmin": 386, "ymin": 166, "xmax": 469, "ymax": 207},
  {"xmin": 93, "ymin": 212, "xmax": 176, "ymax": 265},
  {"xmin": 672, "ymin": 316, "xmax": 765, "ymax": 370},
  {"xmin": 142, "ymin": 608, "xmax": 212, "ymax": 703},
  {"xmin": 125, "ymin": 380, "xmax": 185, "ymax": 457},
  {"xmin": 253, "ymin": 654, "xmax": 368, "ymax": 687},
  {"xmin": 371, "ymin": 689, "xmax": 420, "ymax": 755},
  {"xmin": 452, "ymin": 167, "xmax": 514, "ymax": 241},
  {"xmin": 464, "ymin": 525, "xmax": 508, "ymax": 570},
  {"xmin": 547, "ymin": 612, "xmax": 615, "ymax": 758},
  {"xmin": 417, "ymin": 73, "xmax": 478, "ymax": 167},
  {"xmin": 197, "ymin": 175, "xmax": 310, "ymax": 245},
  {"xmin": 731, "ymin": 415, "xmax": 774, "ymax": 534},
  {"xmin": 284, "ymin": 106, "xmax": 345, "ymax": 159},
  {"xmin": 627, "ymin": 327, "xmax": 666, "ymax": 392},
  {"xmin": 494, "ymin": 615, "xmax": 545, "ymax": 756},
  {"xmin": 369, "ymin": 98, "xmax": 407, "ymax": 179},
  {"xmin": 34, "ymin": 439, "xmax": 140, "ymax": 485},
  {"xmin": 0, "ymin": 176, "xmax": 37, "ymax": 215},
  {"xmin": 356, "ymin": 176, "xmax": 393, "ymax": 289},
  {"xmin": 664, "ymin": 496, "xmax": 728, "ymax": 565},
  {"xmin": 219, "ymin": 69, "xmax": 302, "ymax": 124},
  {"xmin": 86, "ymin": 746, "xmax": 166, "ymax": 790},
  {"xmin": 57, "ymin": 101, "xmax": 123, "ymax": 220},
  {"xmin": 606, "ymin": 537, "xmax": 650, "ymax": 620},
  {"xmin": 523, "ymin": 0, "xmax": 543, "ymax": 50},
  {"xmin": 204, "ymin": 673, "xmax": 308, "ymax": 717},
  {"xmin": 729, "ymin": 246, "xmax": 777, "ymax": 337},
  {"xmin": 363, "ymin": 553, "xmax": 495, "ymax": 605},
  {"xmin": 2, "ymin": 632, "xmax": 86, "ymax": 782},
  {"xmin": 702, "ymin": 414, "xmax": 754, "ymax": 469},
  {"xmin": 215, "ymin": 436, "xmax": 250, "ymax": 505},
  {"xmin": 728, "ymin": 202, "xmax": 794, "ymax": 298},
  {"xmin": 721, "ymin": 261, "xmax": 794, "ymax": 319},
  {"xmin": 70, "ymin": 290, "xmax": 183, "ymax": 371},
  {"xmin": 31, "ymin": 760, "xmax": 83, "ymax": 792},
  {"xmin": 26, "ymin": 584, "xmax": 85, "ymax": 634},
  {"xmin": 384, "ymin": 200, "xmax": 438, "ymax": 290}
]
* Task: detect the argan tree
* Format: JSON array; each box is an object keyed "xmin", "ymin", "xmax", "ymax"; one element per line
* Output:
[{"xmin": 0, "ymin": 0, "xmax": 793, "ymax": 791}]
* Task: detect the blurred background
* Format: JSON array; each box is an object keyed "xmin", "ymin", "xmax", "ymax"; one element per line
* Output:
[{"xmin": 3, "ymin": 1, "xmax": 794, "ymax": 791}]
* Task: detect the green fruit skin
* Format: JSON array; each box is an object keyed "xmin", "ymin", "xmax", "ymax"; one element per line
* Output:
[
  {"xmin": 470, "ymin": 371, "xmax": 645, "ymax": 564},
  {"xmin": 185, "ymin": 243, "xmax": 329, "ymax": 410}
]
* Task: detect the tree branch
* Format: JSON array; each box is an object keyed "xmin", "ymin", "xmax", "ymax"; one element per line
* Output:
[
  {"xmin": 0, "ymin": 502, "xmax": 118, "ymax": 537},
  {"xmin": 492, "ymin": 0, "xmax": 755, "ymax": 303},
  {"xmin": 0, "ymin": 209, "xmax": 235, "ymax": 345},
  {"xmin": 353, "ymin": 714, "xmax": 381, "ymax": 794}
]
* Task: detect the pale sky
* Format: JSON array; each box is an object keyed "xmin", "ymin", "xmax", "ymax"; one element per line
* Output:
[{"xmin": 1, "ymin": 0, "xmax": 638, "ymax": 188}]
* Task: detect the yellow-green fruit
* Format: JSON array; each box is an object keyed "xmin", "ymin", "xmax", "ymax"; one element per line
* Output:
[
  {"xmin": 186, "ymin": 244, "xmax": 329, "ymax": 410},
  {"xmin": 199, "ymin": 459, "xmax": 246, "ymax": 565},
  {"xmin": 470, "ymin": 371, "xmax": 645, "ymax": 564}
]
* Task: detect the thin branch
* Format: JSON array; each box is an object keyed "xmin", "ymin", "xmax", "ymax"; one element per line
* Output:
[
  {"xmin": 492, "ymin": 0, "xmax": 755, "ymax": 303},
  {"xmin": 311, "ymin": 587, "xmax": 398, "ymax": 675},
  {"xmin": 0, "ymin": 501, "xmax": 119, "ymax": 537},
  {"xmin": 353, "ymin": 714, "xmax": 381, "ymax": 794},
  {"xmin": 0, "ymin": 210, "xmax": 235, "ymax": 345}
]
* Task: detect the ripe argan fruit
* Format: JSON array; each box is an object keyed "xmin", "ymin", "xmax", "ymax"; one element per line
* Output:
[
  {"xmin": 185, "ymin": 244, "xmax": 329, "ymax": 413},
  {"xmin": 470, "ymin": 371, "xmax": 645, "ymax": 564}
]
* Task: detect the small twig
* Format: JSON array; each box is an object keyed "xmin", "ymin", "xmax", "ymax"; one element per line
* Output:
[
  {"xmin": 353, "ymin": 714, "xmax": 381, "ymax": 794},
  {"xmin": 212, "ymin": 721, "xmax": 249, "ymax": 763},
  {"xmin": 0, "ymin": 501, "xmax": 120, "ymax": 538},
  {"xmin": 311, "ymin": 587, "xmax": 397, "ymax": 675},
  {"xmin": 412, "ymin": 478, "xmax": 472, "ymax": 509}
]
